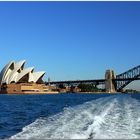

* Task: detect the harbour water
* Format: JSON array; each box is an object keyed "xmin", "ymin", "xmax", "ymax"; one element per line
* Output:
[{"xmin": 0, "ymin": 93, "xmax": 140, "ymax": 139}]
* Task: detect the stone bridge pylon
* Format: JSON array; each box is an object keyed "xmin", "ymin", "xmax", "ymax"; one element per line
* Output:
[{"xmin": 105, "ymin": 70, "xmax": 116, "ymax": 93}]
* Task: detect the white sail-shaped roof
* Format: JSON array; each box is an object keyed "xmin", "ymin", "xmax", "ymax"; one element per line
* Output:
[
  {"xmin": 0, "ymin": 60, "xmax": 46, "ymax": 85},
  {"xmin": 32, "ymin": 71, "xmax": 45, "ymax": 83},
  {"xmin": 0, "ymin": 61, "xmax": 14, "ymax": 84},
  {"xmin": 15, "ymin": 60, "xmax": 26, "ymax": 70},
  {"xmin": 16, "ymin": 67, "xmax": 34, "ymax": 83},
  {"xmin": 7, "ymin": 60, "xmax": 26, "ymax": 84},
  {"xmin": 28, "ymin": 72, "xmax": 34, "ymax": 83}
]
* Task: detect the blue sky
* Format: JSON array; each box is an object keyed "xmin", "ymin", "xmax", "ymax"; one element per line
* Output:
[{"xmin": 0, "ymin": 1, "xmax": 140, "ymax": 89}]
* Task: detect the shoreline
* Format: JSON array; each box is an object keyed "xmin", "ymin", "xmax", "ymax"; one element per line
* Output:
[
  {"xmin": 0, "ymin": 91, "xmax": 139, "ymax": 94},
  {"xmin": 0, "ymin": 91, "xmax": 59, "ymax": 94}
]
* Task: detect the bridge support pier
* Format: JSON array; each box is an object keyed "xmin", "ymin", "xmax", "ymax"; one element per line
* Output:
[{"xmin": 105, "ymin": 70, "xmax": 116, "ymax": 93}]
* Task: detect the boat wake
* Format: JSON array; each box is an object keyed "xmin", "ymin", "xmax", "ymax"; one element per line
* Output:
[{"xmin": 10, "ymin": 95, "xmax": 140, "ymax": 139}]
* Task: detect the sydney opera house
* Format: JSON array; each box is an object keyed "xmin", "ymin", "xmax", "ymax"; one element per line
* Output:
[{"xmin": 0, "ymin": 60, "xmax": 49, "ymax": 94}]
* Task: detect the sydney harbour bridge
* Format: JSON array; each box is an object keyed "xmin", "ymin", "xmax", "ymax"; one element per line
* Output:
[{"xmin": 47, "ymin": 65, "xmax": 140, "ymax": 92}]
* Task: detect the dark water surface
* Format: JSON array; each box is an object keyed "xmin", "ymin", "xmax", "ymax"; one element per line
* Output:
[{"xmin": 0, "ymin": 93, "xmax": 140, "ymax": 139}]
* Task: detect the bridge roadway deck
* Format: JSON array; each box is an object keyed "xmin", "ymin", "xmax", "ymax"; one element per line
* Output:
[
  {"xmin": 47, "ymin": 77, "xmax": 140, "ymax": 85},
  {"xmin": 48, "ymin": 79, "xmax": 105, "ymax": 84}
]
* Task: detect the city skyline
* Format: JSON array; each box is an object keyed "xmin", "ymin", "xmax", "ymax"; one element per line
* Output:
[{"xmin": 0, "ymin": 1, "xmax": 140, "ymax": 89}]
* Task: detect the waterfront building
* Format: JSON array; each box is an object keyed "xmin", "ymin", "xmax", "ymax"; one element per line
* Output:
[{"xmin": 0, "ymin": 60, "xmax": 51, "ymax": 94}]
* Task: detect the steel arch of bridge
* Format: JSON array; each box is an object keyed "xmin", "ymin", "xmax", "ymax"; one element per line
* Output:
[{"xmin": 116, "ymin": 65, "xmax": 140, "ymax": 91}]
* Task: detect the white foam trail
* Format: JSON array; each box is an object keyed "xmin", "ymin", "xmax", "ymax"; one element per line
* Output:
[{"xmin": 10, "ymin": 95, "xmax": 140, "ymax": 139}]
